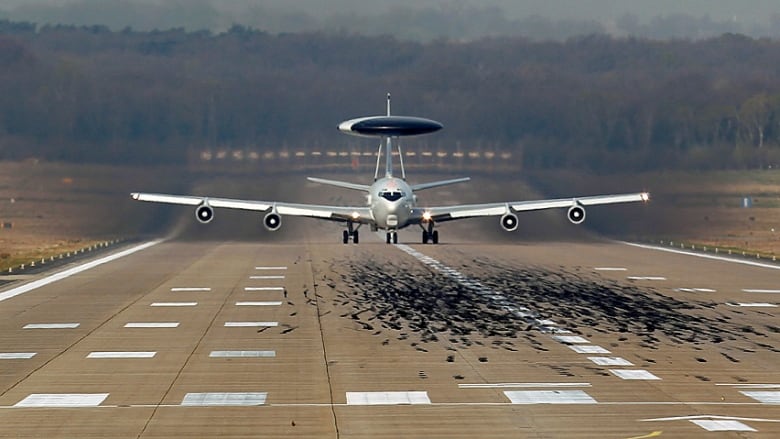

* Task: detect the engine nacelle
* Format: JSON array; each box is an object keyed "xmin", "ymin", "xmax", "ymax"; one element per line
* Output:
[
  {"xmin": 500, "ymin": 213, "xmax": 519, "ymax": 231},
  {"xmin": 263, "ymin": 212, "xmax": 282, "ymax": 231},
  {"xmin": 567, "ymin": 205, "xmax": 586, "ymax": 224},
  {"xmin": 195, "ymin": 204, "xmax": 214, "ymax": 224}
]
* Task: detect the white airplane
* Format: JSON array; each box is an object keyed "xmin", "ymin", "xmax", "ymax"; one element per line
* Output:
[{"xmin": 131, "ymin": 95, "xmax": 649, "ymax": 244}]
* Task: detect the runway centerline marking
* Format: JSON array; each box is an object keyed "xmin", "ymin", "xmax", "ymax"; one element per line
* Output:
[
  {"xmin": 23, "ymin": 323, "xmax": 80, "ymax": 329},
  {"xmin": 181, "ymin": 392, "xmax": 267, "ymax": 406},
  {"xmin": 742, "ymin": 289, "xmax": 780, "ymax": 294},
  {"xmin": 124, "ymin": 322, "xmax": 179, "ymax": 328},
  {"xmin": 150, "ymin": 302, "xmax": 198, "ymax": 307},
  {"xmin": 504, "ymin": 390, "xmax": 597, "ymax": 404},
  {"xmin": 244, "ymin": 287, "xmax": 284, "ymax": 291},
  {"xmin": 346, "ymin": 391, "xmax": 430, "ymax": 405},
  {"xmin": 0, "ymin": 240, "xmax": 161, "ymax": 302},
  {"xmin": 459, "ymin": 383, "xmax": 591, "ymax": 389},
  {"xmin": 0, "ymin": 353, "xmax": 37, "ymax": 359},
  {"xmin": 170, "ymin": 287, "xmax": 211, "ymax": 292},
  {"xmin": 209, "ymin": 350, "xmax": 276, "ymax": 358},
  {"xmin": 235, "ymin": 301, "xmax": 282, "ymax": 306},
  {"xmin": 224, "ymin": 321, "xmax": 279, "ymax": 327},
  {"xmin": 594, "ymin": 267, "xmax": 627, "ymax": 271},
  {"xmin": 255, "ymin": 266, "xmax": 287, "ymax": 270},
  {"xmin": 87, "ymin": 352, "xmax": 156, "ymax": 359},
  {"xmin": 249, "ymin": 275, "xmax": 285, "ymax": 280}
]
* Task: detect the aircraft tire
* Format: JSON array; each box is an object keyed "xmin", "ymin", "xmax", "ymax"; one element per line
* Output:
[
  {"xmin": 422, "ymin": 230, "xmax": 428, "ymax": 244},
  {"xmin": 343, "ymin": 230, "xmax": 349, "ymax": 244},
  {"xmin": 432, "ymin": 230, "xmax": 439, "ymax": 244},
  {"xmin": 393, "ymin": 233, "xmax": 398, "ymax": 244},
  {"xmin": 386, "ymin": 232, "xmax": 391, "ymax": 244},
  {"xmin": 353, "ymin": 230, "xmax": 359, "ymax": 244}
]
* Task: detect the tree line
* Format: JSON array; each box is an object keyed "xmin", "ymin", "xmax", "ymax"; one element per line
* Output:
[{"xmin": 1, "ymin": 21, "xmax": 780, "ymax": 171}]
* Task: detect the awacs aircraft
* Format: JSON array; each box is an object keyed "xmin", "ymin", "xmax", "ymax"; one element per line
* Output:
[{"xmin": 131, "ymin": 95, "xmax": 649, "ymax": 244}]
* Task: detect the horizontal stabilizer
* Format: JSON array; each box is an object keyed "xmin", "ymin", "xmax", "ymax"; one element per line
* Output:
[
  {"xmin": 307, "ymin": 177, "xmax": 370, "ymax": 191},
  {"xmin": 411, "ymin": 177, "xmax": 471, "ymax": 191}
]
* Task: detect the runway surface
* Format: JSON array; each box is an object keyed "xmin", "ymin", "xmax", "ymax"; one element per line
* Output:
[{"xmin": 0, "ymin": 174, "xmax": 778, "ymax": 438}]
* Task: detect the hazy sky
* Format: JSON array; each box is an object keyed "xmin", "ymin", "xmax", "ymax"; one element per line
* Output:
[{"xmin": 0, "ymin": 0, "xmax": 778, "ymax": 38}]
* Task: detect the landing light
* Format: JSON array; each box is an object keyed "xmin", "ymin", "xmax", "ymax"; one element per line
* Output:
[
  {"xmin": 351, "ymin": 211, "xmax": 360, "ymax": 220},
  {"xmin": 422, "ymin": 211, "xmax": 432, "ymax": 221},
  {"xmin": 641, "ymin": 192, "xmax": 650, "ymax": 202}
]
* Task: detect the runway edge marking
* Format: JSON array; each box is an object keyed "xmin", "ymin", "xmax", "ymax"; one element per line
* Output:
[
  {"xmin": 621, "ymin": 241, "xmax": 780, "ymax": 270},
  {"xmin": 0, "ymin": 240, "xmax": 162, "ymax": 303}
]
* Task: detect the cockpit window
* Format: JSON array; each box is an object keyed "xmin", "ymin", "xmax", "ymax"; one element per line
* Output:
[{"xmin": 379, "ymin": 191, "xmax": 404, "ymax": 202}]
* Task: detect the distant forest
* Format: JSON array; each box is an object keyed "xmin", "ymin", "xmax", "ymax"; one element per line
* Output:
[{"xmin": 2, "ymin": 21, "xmax": 780, "ymax": 170}]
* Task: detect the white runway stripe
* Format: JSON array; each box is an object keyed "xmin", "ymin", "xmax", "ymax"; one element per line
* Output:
[
  {"xmin": 742, "ymin": 289, "xmax": 780, "ymax": 294},
  {"xmin": 609, "ymin": 369, "xmax": 661, "ymax": 380},
  {"xmin": 235, "ymin": 301, "xmax": 282, "ymax": 306},
  {"xmin": 210, "ymin": 350, "xmax": 276, "ymax": 358},
  {"xmin": 504, "ymin": 390, "xmax": 597, "ymax": 404},
  {"xmin": 224, "ymin": 322, "xmax": 279, "ymax": 327},
  {"xmin": 569, "ymin": 345, "xmax": 611, "ymax": 354},
  {"xmin": 346, "ymin": 391, "xmax": 430, "ymax": 405},
  {"xmin": 623, "ymin": 241, "xmax": 780, "ymax": 270},
  {"xmin": 23, "ymin": 323, "xmax": 79, "ymax": 329},
  {"xmin": 244, "ymin": 286, "xmax": 284, "ymax": 291},
  {"xmin": 181, "ymin": 392, "xmax": 267, "ymax": 406},
  {"xmin": 0, "ymin": 353, "xmax": 36, "ymax": 359},
  {"xmin": 627, "ymin": 276, "xmax": 667, "ymax": 281},
  {"xmin": 588, "ymin": 356, "xmax": 634, "ymax": 366},
  {"xmin": 170, "ymin": 287, "xmax": 211, "ymax": 292},
  {"xmin": 255, "ymin": 266, "xmax": 287, "ymax": 270},
  {"xmin": 124, "ymin": 322, "xmax": 179, "ymax": 328},
  {"xmin": 151, "ymin": 302, "xmax": 198, "ymax": 307},
  {"xmin": 249, "ymin": 275, "xmax": 285, "ymax": 280},
  {"xmin": 87, "ymin": 352, "xmax": 156, "ymax": 359},
  {"xmin": 15, "ymin": 393, "xmax": 109, "ymax": 407},
  {"xmin": 594, "ymin": 267, "xmax": 627, "ymax": 271},
  {"xmin": 459, "ymin": 382, "xmax": 590, "ymax": 389},
  {"xmin": 0, "ymin": 241, "xmax": 160, "ymax": 303},
  {"xmin": 727, "ymin": 302, "xmax": 777, "ymax": 308}
]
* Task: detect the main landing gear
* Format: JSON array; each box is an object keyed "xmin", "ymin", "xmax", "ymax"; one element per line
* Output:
[
  {"xmin": 342, "ymin": 221, "xmax": 360, "ymax": 244},
  {"xmin": 420, "ymin": 221, "xmax": 439, "ymax": 244},
  {"xmin": 385, "ymin": 231, "xmax": 398, "ymax": 244}
]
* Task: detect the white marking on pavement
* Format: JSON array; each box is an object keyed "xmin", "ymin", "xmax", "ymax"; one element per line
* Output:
[
  {"xmin": 740, "ymin": 391, "xmax": 780, "ymax": 404},
  {"xmin": 15, "ymin": 393, "xmax": 109, "ymax": 407},
  {"xmin": 23, "ymin": 323, "xmax": 79, "ymax": 329},
  {"xmin": 459, "ymin": 383, "xmax": 590, "ymax": 389},
  {"xmin": 609, "ymin": 369, "xmax": 661, "ymax": 380},
  {"xmin": 87, "ymin": 352, "xmax": 156, "ymax": 359},
  {"xmin": 622, "ymin": 241, "xmax": 780, "ymax": 270},
  {"xmin": 235, "ymin": 301, "xmax": 282, "ymax": 306},
  {"xmin": 346, "ymin": 391, "xmax": 430, "ymax": 405},
  {"xmin": 594, "ymin": 267, "xmax": 627, "ymax": 271},
  {"xmin": 170, "ymin": 287, "xmax": 210, "ymax": 292},
  {"xmin": 181, "ymin": 392, "xmax": 267, "ymax": 406},
  {"xmin": 124, "ymin": 322, "xmax": 179, "ymax": 328},
  {"xmin": 0, "ymin": 353, "xmax": 36, "ymax": 359},
  {"xmin": 552, "ymin": 335, "xmax": 589, "ymax": 344},
  {"xmin": 0, "ymin": 241, "xmax": 160, "ymax": 303},
  {"xmin": 244, "ymin": 287, "xmax": 284, "ymax": 291},
  {"xmin": 691, "ymin": 420, "xmax": 756, "ymax": 432},
  {"xmin": 726, "ymin": 302, "xmax": 777, "ymax": 308},
  {"xmin": 249, "ymin": 275, "xmax": 285, "ymax": 280},
  {"xmin": 588, "ymin": 357, "xmax": 634, "ymax": 366},
  {"xmin": 255, "ymin": 266, "xmax": 287, "ymax": 270},
  {"xmin": 716, "ymin": 383, "xmax": 780, "ymax": 389},
  {"xmin": 569, "ymin": 345, "xmax": 611, "ymax": 354},
  {"xmin": 675, "ymin": 288, "xmax": 716, "ymax": 293},
  {"xmin": 151, "ymin": 302, "xmax": 198, "ymax": 307},
  {"xmin": 209, "ymin": 351, "xmax": 276, "ymax": 358},
  {"xmin": 503, "ymin": 390, "xmax": 597, "ymax": 404},
  {"xmin": 627, "ymin": 276, "xmax": 667, "ymax": 281},
  {"xmin": 742, "ymin": 289, "xmax": 780, "ymax": 294},
  {"xmin": 224, "ymin": 322, "xmax": 279, "ymax": 327}
]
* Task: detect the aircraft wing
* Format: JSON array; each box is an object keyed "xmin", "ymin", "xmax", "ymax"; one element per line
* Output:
[
  {"xmin": 412, "ymin": 192, "xmax": 649, "ymax": 223},
  {"xmin": 130, "ymin": 192, "xmax": 374, "ymax": 223}
]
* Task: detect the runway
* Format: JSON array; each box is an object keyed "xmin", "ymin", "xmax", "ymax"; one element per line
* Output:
[{"xmin": 0, "ymin": 227, "xmax": 778, "ymax": 437}]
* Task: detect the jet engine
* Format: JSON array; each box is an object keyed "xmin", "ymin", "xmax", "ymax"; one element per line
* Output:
[
  {"xmin": 567, "ymin": 205, "xmax": 586, "ymax": 224},
  {"xmin": 500, "ymin": 213, "xmax": 519, "ymax": 231},
  {"xmin": 263, "ymin": 212, "xmax": 282, "ymax": 231},
  {"xmin": 195, "ymin": 203, "xmax": 214, "ymax": 224}
]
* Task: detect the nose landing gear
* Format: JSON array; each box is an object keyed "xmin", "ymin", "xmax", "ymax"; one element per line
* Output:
[
  {"xmin": 385, "ymin": 231, "xmax": 398, "ymax": 244},
  {"xmin": 342, "ymin": 221, "xmax": 360, "ymax": 244}
]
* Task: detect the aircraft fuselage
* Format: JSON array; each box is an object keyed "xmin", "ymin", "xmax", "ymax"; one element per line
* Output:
[{"xmin": 368, "ymin": 176, "xmax": 415, "ymax": 230}]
